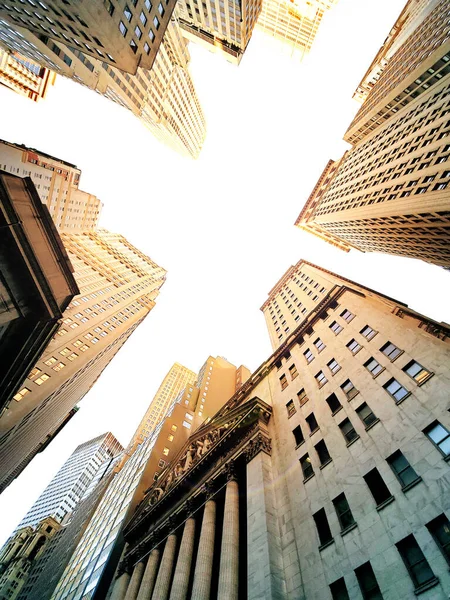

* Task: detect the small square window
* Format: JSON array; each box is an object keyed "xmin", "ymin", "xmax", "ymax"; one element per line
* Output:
[
  {"xmin": 13, "ymin": 388, "xmax": 31, "ymax": 401},
  {"xmin": 303, "ymin": 348, "xmax": 314, "ymax": 363},
  {"xmin": 300, "ymin": 453, "xmax": 314, "ymax": 480},
  {"xmin": 124, "ymin": 5, "xmax": 132, "ymax": 21},
  {"xmin": 327, "ymin": 359, "xmax": 341, "ymax": 374},
  {"xmin": 340, "ymin": 309, "xmax": 355, "ymax": 323},
  {"xmin": 119, "ymin": 20, "xmax": 128, "ymax": 36},
  {"xmin": 288, "ymin": 364, "xmax": 298, "ymax": 380},
  {"xmin": 424, "ymin": 421, "xmax": 450, "ymax": 457},
  {"xmin": 144, "ymin": 42, "xmax": 150, "ymax": 54},
  {"xmin": 315, "ymin": 371, "xmax": 327, "ymax": 388},
  {"xmin": 356, "ymin": 402, "xmax": 378, "ymax": 429},
  {"xmin": 153, "ymin": 16, "xmax": 160, "ymax": 29},
  {"xmin": 135, "ymin": 25, "xmax": 142, "ymax": 39},
  {"xmin": 364, "ymin": 357, "xmax": 383, "ymax": 377},
  {"xmin": 403, "ymin": 360, "xmax": 432, "ymax": 385},
  {"xmin": 360, "ymin": 325, "xmax": 377, "ymax": 340},
  {"xmin": 297, "ymin": 388, "xmax": 308, "ymax": 406},
  {"xmin": 330, "ymin": 321, "xmax": 343, "ymax": 335},
  {"xmin": 158, "ymin": 2, "xmax": 164, "ymax": 15},
  {"xmin": 346, "ymin": 339, "xmax": 361, "ymax": 354},
  {"xmin": 162, "ymin": 447, "xmax": 170, "ymax": 456},
  {"xmin": 286, "ymin": 400, "xmax": 296, "ymax": 418},
  {"xmin": 279, "ymin": 374, "xmax": 288, "ymax": 390},
  {"xmin": 384, "ymin": 378, "xmax": 409, "ymax": 403},
  {"xmin": 341, "ymin": 379, "xmax": 358, "ymax": 400},
  {"xmin": 380, "ymin": 341, "xmax": 402, "ymax": 361},
  {"xmin": 386, "ymin": 450, "xmax": 421, "ymax": 489},
  {"xmin": 140, "ymin": 11, "xmax": 147, "ymax": 24}
]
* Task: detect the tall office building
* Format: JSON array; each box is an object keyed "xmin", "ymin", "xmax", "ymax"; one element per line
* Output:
[
  {"xmin": 0, "ymin": 17, "xmax": 206, "ymax": 158},
  {"xmin": 295, "ymin": 0, "xmax": 450, "ymax": 268},
  {"xmin": 13, "ymin": 433, "xmax": 123, "ymax": 532},
  {"xmin": 0, "ymin": 48, "xmax": 55, "ymax": 101},
  {"xmin": 257, "ymin": 0, "xmax": 338, "ymax": 60},
  {"xmin": 0, "ymin": 139, "xmax": 103, "ymax": 233},
  {"xmin": 0, "ymin": 0, "xmax": 178, "ymax": 75},
  {"xmin": 128, "ymin": 363, "xmax": 197, "ymax": 450},
  {"xmin": 109, "ymin": 260, "xmax": 450, "ymax": 600},
  {"xmin": 47, "ymin": 355, "xmax": 248, "ymax": 600},
  {"xmin": 175, "ymin": 0, "xmax": 262, "ymax": 64},
  {"xmin": 0, "ymin": 229, "xmax": 167, "ymax": 493}
]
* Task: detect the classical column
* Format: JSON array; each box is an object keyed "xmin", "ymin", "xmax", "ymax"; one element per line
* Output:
[
  {"xmin": 151, "ymin": 534, "xmax": 177, "ymax": 600},
  {"xmin": 191, "ymin": 498, "xmax": 216, "ymax": 600},
  {"xmin": 124, "ymin": 560, "xmax": 146, "ymax": 600},
  {"xmin": 136, "ymin": 549, "xmax": 160, "ymax": 600},
  {"xmin": 217, "ymin": 468, "xmax": 239, "ymax": 600},
  {"xmin": 110, "ymin": 572, "xmax": 131, "ymax": 600},
  {"xmin": 169, "ymin": 517, "xmax": 196, "ymax": 600}
]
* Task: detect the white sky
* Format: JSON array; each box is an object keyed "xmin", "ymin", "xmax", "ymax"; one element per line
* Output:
[{"xmin": 0, "ymin": 0, "xmax": 449, "ymax": 546}]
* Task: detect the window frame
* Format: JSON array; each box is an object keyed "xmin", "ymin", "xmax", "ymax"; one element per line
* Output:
[
  {"xmin": 339, "ymin": 418, "xmax": 359, "ymax": 445},
  {"xmin": 396, "ymin": 534, "xmax": 437, "ymax": 591},
  {"xmin": 423, "ymin": 421, "xmax": 450, "ymax": 458},
  {"xmin": 380, "ymin": 341, "xmax": 403, "ymax": 361},
  {"xmin": 346, "ymin": 339, "xmax": 362, "ymax": 355},
  {"xmin": 300, "ymin": 453, "xmax": 314, "ymax": 481},
  {"xmin": 403, "ymin": 360, "xmax": 433, "ymax": 386},
  {"xmin": 386, "ymin": 450, "xmax": 421, "ymax": 491},
  {"xmin": 333, "ymin": 492, "xmax": 356, "ymax": 532},
  {"xmin": 383, "ymin": 378, "xmax": 410, "ymax": 403},
  {"xmin": 426, "ymin": 514, "xmax": 450, "ymax": 566}
]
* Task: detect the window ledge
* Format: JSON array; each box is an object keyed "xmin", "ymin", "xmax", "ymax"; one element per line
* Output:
[
  {"xmin": 303, "ymin": 473, "xmax": 315, "ymax": 484},
  {"xmin": 299, "ymin": 400, "xmax": 309, "ymax": 407},
  {"xmin": 444, "ymin": 454, "xmax": 450, "ymax": 463},
  {"xmin": 295, "ymin": 440, "xmax": 305, "ymax": 450},
  {"xmin": 347, "ymin": 390, "xmax": 360, "ymax": 401},
  {"xmin": 317, "ymin": 347, "xmax": 326, "ymax": 353},
  {"xmin": 365, "ymin": 418, "xmax": 380, "ymax": 432},
  {"xmin": 287, "ymin": 412, "xmax": 296, "ymax": 419},
  {"xmin": 346, "ymin": 436, "xmax": 360, "ymax": 448},
  {"xmin": 376, "ymin": 495, "xmax": 395, "ymax": 511},
  {"xmin": 340, "ymin": 522, "xmax": 357, "ymax": 537},
  {"xmin": 291, "ymin": 373, "xmax": 298, "ymax": 381},
  {"xmin": 318, "ymin": 539, "xmax": 334, "ymax": 552},
  {"xmin": 319, "ymin": 458, "xmax": 333, "ymax": 470},
  {"xmin": 372, "ymin": 367, "xmax": 385, "ymax": 379},
  {"xmin": 389, "ymin": 350, "xmax": 404, "ymax": 362},
  {"xmin": 416, "ymin": 372, "xmax": 434, "ymax": 387},
  {"xmin": 332, "ymin": 406, "xmax": 343, "ymax": 416},
  {"xmin": 414, "ymin": 576, "xmax": 439, "ymax": 595},
  {"xmin": 395, "ymin": 392, "xmax": 411, "ymax": 405},
  {"xmin": 351, "ymin": 347, "xmax": 362, "ymax": 355},
  {"xmin": 318, "ymin": 382, "xmax": 328, "ymax": 389},
  {"xmin": 401, "ymin": 477, "xmax": 422, "ymax": 493},
  {"xmin": 309, "ymin": 428, "xmax": 320, "ymax": 437}
]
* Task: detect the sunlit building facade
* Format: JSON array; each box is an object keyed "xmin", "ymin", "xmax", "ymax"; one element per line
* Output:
[
  {"xmin": 109, "ymin": 260, "xmax": 450, "ymax": 600},
  {"xmin": 0, "ymin": 18, "xmax": 206, "ymax": 158},
  {"xmin": 295, "ymin": 0, "xmax": 450, "ymax": 268},
  {"xmin": 257, "ymin": 0, "xmax": 338, "ymax": 60},
  {"xmin": 0, "ymin": 48, "xmax": 55, "ymax": 101},
  {"xmin": 0, "ymin": 229, "xmax": 167, "ymax": 493},
  {"xmin": 0, "ymin": 139, "xmax": 102, "ymax": 233}
]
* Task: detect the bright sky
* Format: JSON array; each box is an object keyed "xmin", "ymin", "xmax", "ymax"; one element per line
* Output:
[{"xmin": 0, "ymin": 0, "xmax": 449, "ymax": 546}]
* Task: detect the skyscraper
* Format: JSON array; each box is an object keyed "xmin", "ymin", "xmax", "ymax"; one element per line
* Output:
[
  {"xmin": 128, "ymin": 363, "xmax": 197, "ymax": 451},
  {"xmin": 0, "ymin": 48, "xmax": 55, "ymax": 101},
  {"xmin": 257, "ymin": 0, "xmax": 338, "ymax": 60},
  {"xmin": 0, "ymin": 0, "xmax": 178, "ymax": 75},
  {"xmin": 0, "ymin": 229, "xmax": 167, "ymax": 493},
  {"xmin": 13, "ymin": 433, "xmax": 123, "ymax": 532},
  {"xmin": 47, "ymin": 355, "xmax": 248, "ymax": 600},
  {"xmin": 0, "ymin": 17, "xmax": 206, "ymax": 158},
  {"xmin": 109, "ymin": 260, "xmax": 450, "ymax": 600},
  {"xmin": 0, "ymin": 139, "xmax": 103, "ymax": 233},
  {"xmin": 295, "ymin": 0, "xmax": 450, "ymax": 268},
  {"xmin": 175, "ymin": 0, "xmax": 262, "ymax": 64}
]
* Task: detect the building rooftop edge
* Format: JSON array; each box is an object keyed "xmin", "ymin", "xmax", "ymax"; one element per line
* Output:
[{"xmin": 0, "ymin": 138, "xmax": 79, "ymax": 170}]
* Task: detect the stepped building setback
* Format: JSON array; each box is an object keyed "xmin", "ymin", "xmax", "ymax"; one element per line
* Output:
[
  {"xmin": 295, "ymin": 0, "xmax": 450, "ymax": 268},
  {"xmin": 107, "ymin": 259, "xmax": 450, "ymax": 600},
  {"xmin": 0, "ymin": 48, "xmax": 55, "ymax": 101}
]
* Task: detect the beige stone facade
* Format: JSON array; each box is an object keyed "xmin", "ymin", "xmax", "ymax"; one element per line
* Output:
[
  {"xmin": 108, "ymin": 261, "xmax": 450, "ymax": 600},
  {"xmin": 295, "ymin": 0, "xmax": 450, "ymax": 268},
  {"xmin": 0, "ymin": 49, "xmax": 55, "ymax": 101}
]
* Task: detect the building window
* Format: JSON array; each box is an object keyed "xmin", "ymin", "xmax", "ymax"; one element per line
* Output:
[
  {"xmin": 300, "ymin": 453, "xmax": 314, "ymax": 480},
  {"xmin": 327, "ymin": 358, "xmax": 341, "ymax": 375},
  {"xmin": 386, "ymin": 450, "xmax": 421, "ymax": 490},
  {"xmin": 124, "ymin": 5, "xmax": 132, "ymax": 20},
  {"xmin": 52, "ymin": 362, "xmax": 65, "ymax": 372},
  {"xmin": 162, "ymin": 447, "xmax": 169, "ymax": 456},
  {"xmin": 130, "ymin": 39, "xmax": 138, "ymax": 53},
  {"xmin": 145, "ymin": 0, "xmax": 152, "ymax": 8},
  {"xmin": 158, "ymin": 459, "xmax": 166, "ymax": 468},
  {"xmin": 304, "ymin": 349, "xmax": 314, "ymax": 363},
  {"xmin": 315, "ymin": 439, "xmax": 331, "ymax": 466},
  {"xmin": 313, "ymin": 508, "xmax": 333, "ymax": 547},
  {"xmin": 297, "ymin": 388, "xmax": 308, "ymax": 406},
  {"xmin": 286, "ymin": 400, "xmax": 296, "ymax": 418},
  {"xmin": 167, "ymin": 434, "xmax": 174, "ymax": 442},
  {"xmin": 325, "ymin": 393, "xmax": 342, "ymax": 414},
  {"xmin": 140, "ymin": 11, "xmax": 147, "ymax": 24},
  {"xmin": 279, "ymin": 374, "xmax": 288, "ymax": 390},
  {"xmin": 360, "ymin": 325, "xmax": 377, "ymax": 341},
  {"xmin": 384, "ymin": 378, "xmax": 409, "ymax": 403},
  {"xmin": 305, "ymin": 413, "xmax": 319, "ymax": 434},
  {"xmin": 396, "ymin": 535, "xmax": 437, "ymax": 591},
  {"xmin": 143, "ymin": 41, "xmax": 150, "ymax": 54},
  {"xmin": 329, "ymin": 578, "xmax": 350, "ymax": 600},
  {"xmin": 288, "ymin": 364, "xmax": 298, "ymax": 380},
  {"xmin": 171, "ymin": 424, "xmax": 177, "ymax": 432},
  {"xmin": 35, "ymin": 374, "xmax": 50, "ymax": 385},
  {"xmin": 13, "ymin": 388, "xmax": 31, "ymax": 402},
  {"xmin": 426, "ymin": 514, "xmax": 450, "ymax": 566},
  {"xmin": 292, "ymin": 425, "xmax": 304, "ymax": 447},
  {"xmin": 346, "ymin": 339, "xmax": 361, "ymax": 354},
  {"xmin": 315, "ymin": 371, "xmax": 327, "ymax": 388},
  {"xmin": 340, "ymin": 309, "xmax": 355, "ymax": 323},
  {"xmin": 380, "ymin": 341, "xmax": 403, "ymax": 361},
  {"xmin": 135, "ymin": 25, "xmax": 142, "ymax": 39},
  {"xmin": 28, "ymin": 367, "xmax": 41, "ymax": 379},
  {"xmin": 153, "ymin": 16, "xmax": 159, "ymax": 29},
  {"xmin": 423, "ymin": 421, "xmax": 450, "ymax": 457},
  {"xmin": 314, "ymin": 338, "xmax": 326, "ymax": 352},
  {"xmin": 45, "ymin": 357, "xmax": 57, "ymax": 366},
  {"xmin": 403, "ymin": 361, "xmax": 432, "ymax": 385},
  {"xmin": 148, "ymin": 29, "xmax": 155, "ymax": 41},
  {"xmin": 354, "ymin": 562, "xmax": 383, "ymax": 600},
  {"xmin": 330, "ymin": 321, "xmax": 343, "ymax": 335},
  {"xmin": 339, "ymin": 418, "xmax": 358, "ymax": 445},
  {"xmin": 341, "ymin": 379, "xmax": 358, "ymax": 401},
  {"xmin": 364, "ymin": 357, "xmax": 384, "ymax": 377},
  {"xmin": 356, "ymin": 402, "xmax": 378, "ymax": 429},
  {"xmin": 363, "ymin": 468, "xmax": 393, "ymax": 507},
  {"xmin": 333, "ymin": 493, "xmax": 355, "ymax": 531},
  {"xmin": 119, "ymin": 21, "xmax": 128, "ymax": 36}
]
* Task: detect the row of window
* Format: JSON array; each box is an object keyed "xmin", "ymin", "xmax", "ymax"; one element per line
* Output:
[{"xmin": 329, "ymin": 513, "xmax": 450, "ymax": 599}]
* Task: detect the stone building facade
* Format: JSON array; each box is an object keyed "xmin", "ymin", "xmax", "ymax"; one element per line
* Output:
[{"xmin": 108, "ymin": 260, "xmax": 450, "ymax": 600}]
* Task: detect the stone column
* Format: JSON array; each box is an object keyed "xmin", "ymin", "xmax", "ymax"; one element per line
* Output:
[
  {"xmin": 110, "ymin": 572, "xmax": 131, "ymax": 600},
  {"xmin": 217, "ymin": 475, "xmax": 239, "ymax": 600},
  {"xmin": 246, "ymin": 445, "xmax": 287, "ymax": 600},
  {"xmin": 191, "ymin": 499, "xmax": 216, "ymax": 600},
  {"xmin": 136, "ymin": 549, "xmax": 160, "ymax": 600},
  {"xmin": 124, "ymin": 560, "xmax": 146, "ymax": 600},
  {"xmin": 169, "ymin": 517, "xmax": 196, "ymax": 600},
  {"xmin": 151, "ymin": 534, "xmax": 177, "ymax": 600}
]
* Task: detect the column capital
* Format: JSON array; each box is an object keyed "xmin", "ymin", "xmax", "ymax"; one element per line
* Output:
[
  {"xmin": 203, "ymin": 479, "xmax": 217, "ymax": 499},
  {"xmin": 224, "ymin": 461, "xmax": 237, "ymax": 482},
  {"xmin": 244, "ymin": 432, "xmax": 272, "ymax": 464}
]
